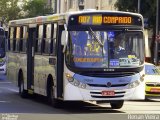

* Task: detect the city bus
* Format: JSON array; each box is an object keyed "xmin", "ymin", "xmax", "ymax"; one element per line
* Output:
[
  {"xmin": 0, "ymin": 27, "xmax": 6, "ymax": 74},
  {"xmin": 7, "ymin": 10, "xmax": 145, "ymax": 109}
]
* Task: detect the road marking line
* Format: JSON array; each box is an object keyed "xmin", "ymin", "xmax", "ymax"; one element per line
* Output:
[
  {"xmin": 6, "ymin": 88, "xmax": 19, "ymax": 93},
  {"xmin": 0, "ymin": 87, "xmax": 19, "ymax": 93},
  {"xmin": 0, "ymin": 82, "xmax": 12, "ymax": 84},
  {"xmin": 0, "ymin": 101, "xmax": 9, "ymax": 103}
]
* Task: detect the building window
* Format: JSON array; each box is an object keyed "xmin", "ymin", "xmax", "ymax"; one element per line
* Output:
[
  {"xmin": 52, "ymin": 0, "xmax": 57, "ymax": 13},
  {"xmin": 109, "ymin": 0, "xmax": 112, "ymax": 5},
  {"xmin": 78, "ymin": 0, "xmax": 84, "ymax": 5},
  {"xmin": 69, "ymin": 0, "xmax": 75, "ymax": 9}
]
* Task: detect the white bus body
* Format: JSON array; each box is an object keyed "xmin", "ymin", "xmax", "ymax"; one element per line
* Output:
[{"xmin": 7, "ymin": 10, "xmax": 145, "ymax": 109}]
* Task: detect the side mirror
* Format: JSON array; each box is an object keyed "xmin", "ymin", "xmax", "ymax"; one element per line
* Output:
[
  {"xmin": 61, "ymin": 31, "xmax": 66, "ymax": 45},
  {"xmin": 61, "ymin": 30, "xmax": 68, "ymax": 52}
]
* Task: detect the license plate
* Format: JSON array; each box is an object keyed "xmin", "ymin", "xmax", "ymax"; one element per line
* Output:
[
  {"xmin": 150, "ymin": 88, "xmax": 160, "ymax": 92},
  {"xmin": 102, "ymin": 91, "xmax": 115, "ymax": 96}
]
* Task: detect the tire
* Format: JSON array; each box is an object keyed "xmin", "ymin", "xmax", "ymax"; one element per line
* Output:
[
  {"xmin": 110, "ymin": 100, "xmax": 124, "ymax": 109},
  {"xmin": 145, "ymin": 96, "xmax": 150, "ymax": 101},
  {"xmin": 19, "ymin": 73, "xmax": 28, "ymax": 98},
  {"xmin": 47, "ymin": 80, "xmax": 62, "ymax": 108}
]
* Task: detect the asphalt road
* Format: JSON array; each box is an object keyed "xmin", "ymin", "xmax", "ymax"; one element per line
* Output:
[{"xmin": 0, "ymin": 75, "xmax": 160, "ymax": 120}]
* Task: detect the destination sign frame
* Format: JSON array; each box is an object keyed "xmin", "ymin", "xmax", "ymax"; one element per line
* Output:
[{"xmin": 68, "ymin": 13, "xmax": 143, "ymax": 26}]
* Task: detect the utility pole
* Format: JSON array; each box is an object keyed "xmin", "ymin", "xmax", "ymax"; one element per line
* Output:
[
  {"xmin": 1, "ymin": 16, "xmax": 5, "ymax": 27},
  {"xmin": 155, "ymin": 0, "xmax": 160, "ymax": 65},
  {"xmin": 138, "ymin": 0, "xmax": 140, "ymax": 13}
]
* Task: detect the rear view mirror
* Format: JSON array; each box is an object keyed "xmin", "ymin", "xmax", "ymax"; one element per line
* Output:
[
  {"xmin": 61, "ymin": 30, "xmax": 68, "ymax": 52},
  {"xmin": 61, "ymin": 31, "xmax": 66, "ymax": 45}
]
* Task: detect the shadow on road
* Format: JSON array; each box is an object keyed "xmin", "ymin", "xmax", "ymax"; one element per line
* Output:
[
  {"xmin": 129, "ymin": 99, "xmax": 160, "ymax": 102},
  {"xmin": 0, "ymin": 75, "xmax": 124, "ymax": 114},
  {"xmin": 27, "ymin": 95, "xmax": 124, "ymax": 114},
  {"xmin": 61, "ymin": 101, "xmax": 125, "ymax": 114}
]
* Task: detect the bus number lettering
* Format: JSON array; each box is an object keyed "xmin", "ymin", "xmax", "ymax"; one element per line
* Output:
[{"xmin": 78, "ymin": 16, "xmax": 90, "ymax": 24}]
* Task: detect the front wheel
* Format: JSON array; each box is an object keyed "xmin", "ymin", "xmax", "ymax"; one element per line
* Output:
[
  {"xmin": 145, "ymin": 96, "xmax": 150, "ymax": 101},
  {"xmin": 19, "ymin": 74, "xmax": 28, "ymax": 98},
  {"xmin": 110, "ymin": 100, "xmax": 124, "ymax": 109},
  {"xmin": 47, "ymin": 81, "xmax": 62, "ymax": 108}
]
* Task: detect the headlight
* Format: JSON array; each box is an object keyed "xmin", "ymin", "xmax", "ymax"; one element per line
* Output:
[
  {"xmin": 65, "ymin": 73, "xmax": 87, "ymax": 89},
  {"xmin": 128, "ymin": 80, "xmax": 140, "ymax": 89},
  {"xmin": 81, "ymin": 83, "xmax": 86, "ymax": 89},
  {"xmin": 65, "ymin": 73, "xmax": 74, "ymax": 82},
  {"xmin": 74, "ymin": 80, "xmax": 80, "ymax": 86},
  {"xmin": 67, "ymin": 76, "xmax": 74, "ymax": 82}
]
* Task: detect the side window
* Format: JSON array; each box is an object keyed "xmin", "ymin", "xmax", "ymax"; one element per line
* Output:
[
  {"xmin": 9, "ymin": 27, "xmax": 16, "ymax": 51},
  {"xmin": 35, "ymin": 25, "xmax": 43, "ymax": 53},
  {"xmin": 8, "ymin": 27, "xmax": 12, "ymax": 51},
  {"xmin": 43, "ymin": 24, "xmax": 52, "ymax": 54},
  {"xmin": 19, "ymin": 27, "xmax": 23, "ymax": 52},
  {"xmin": 13, "ymin": 27, "xmax": 17, "ymax": 51},
  {"xmin": 22, "ymin": 26, "xmax": 28, "ymax": 52},
  {"xmin": 50, "ymin": 23, "xmax": 57, "ymax": 55},
  {"xmin": 16, "ymin": 27, "xmax": 21, "ymax": 52},
  {"xmin": 42, "ymin": 24, "xmax": 46, "ymax": 53}
]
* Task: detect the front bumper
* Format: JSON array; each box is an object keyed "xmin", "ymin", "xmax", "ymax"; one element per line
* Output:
[{"xmin": 64, "ymin": 82, "xmax": 145, "ymax": 101}]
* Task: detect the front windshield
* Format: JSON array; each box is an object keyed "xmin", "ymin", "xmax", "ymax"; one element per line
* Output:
[{"xmin": 66, "ymin": 30, "xmax": 144, "ymax": 69}]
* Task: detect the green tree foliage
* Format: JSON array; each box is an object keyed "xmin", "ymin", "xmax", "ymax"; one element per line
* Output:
[
  {"xmin": 23, "ymin": 0, "xmax": 52, "ymax": 18},
  {"xmin": 0, "ymin": 0, "xmax": 22, "ymax": 23},
  {"xmin": 115, "ymin": 0, "xmax": 137, "ymax": 12},
  {"xmin": 0, "ymin": 0, "xmax": 53, "ymax": 23},
  {"xmin": 115, "ymin": 0, "xmax": 157, "ymax": 29}
]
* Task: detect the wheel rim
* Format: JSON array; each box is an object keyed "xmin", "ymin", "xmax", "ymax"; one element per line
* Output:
[{"xmin": 50, "ymin": 86, "xmax": 55, "ymax": 100}]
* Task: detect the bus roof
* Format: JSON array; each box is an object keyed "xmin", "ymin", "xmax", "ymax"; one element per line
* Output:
[
  {"xmin": 9, "ymin": 13, "xmax": 66, "ymax": 26},
  {"xmin": 65, "ymin": 10, "xmax": 143, "ymax": 18},
  {"xmin": 9, "ymin": 10, "xmax": 143, "ymax": 26}
]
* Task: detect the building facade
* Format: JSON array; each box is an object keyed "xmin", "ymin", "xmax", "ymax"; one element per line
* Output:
[
  {"xmin": 51, "ymin": 0, "xmax": 117, "ymax": 14},
  {"xmin": 99, "ymin": 0, "xmax": 117, "ymax": 10}
]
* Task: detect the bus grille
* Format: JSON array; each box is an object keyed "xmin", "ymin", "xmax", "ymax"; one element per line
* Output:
[
  {"xmin": 81, "ymin": 72, "xmax": 136, "ymax": 78},
  {"xmin": 87, "ymin": 83, "xmax": 128, "ymax": 87}
]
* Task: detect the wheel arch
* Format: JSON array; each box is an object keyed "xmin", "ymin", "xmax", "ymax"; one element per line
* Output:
[{"xmin": 46, "ymin": 74, "xmax": 54, "ymax": 96}]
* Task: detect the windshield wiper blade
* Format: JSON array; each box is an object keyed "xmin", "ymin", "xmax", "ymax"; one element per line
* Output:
[
  {"xmin": 88, "ymin": 27, "xmax": 105, "ymax": 58},
  {"xmin": 89, "ymin": 27, "xmax": 104, "ymax": 47}
]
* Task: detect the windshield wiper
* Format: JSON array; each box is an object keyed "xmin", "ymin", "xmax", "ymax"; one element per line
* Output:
[
  {"xmin": 89, "ymin": 27, "xmax": 104, "ymax": 47},
  {"xmin": 88, "ymin": 27, "xmax": 105, "ymax": 60}
]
